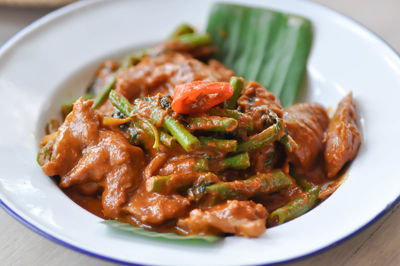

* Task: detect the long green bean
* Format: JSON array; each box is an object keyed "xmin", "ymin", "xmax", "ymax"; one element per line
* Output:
[
  {"xmin": 187, "ymin": 116, "xmax": 238, "ymax": 132},
  {"xmin": 193, "ymin": 169, "xmax": 292, "ymax": 204},
  {"xmin": 199, "ymin": 136, "xmax": 237, "ymax": 153},
  {"xmin": 160, "ymin": 130, "xmax": 176, "ymax": 148},
  {"xmin": 147, "ymin": 172, "xmax": 218, "ymax": 194},
  {"xmin": 224, "ymin": 76, "xmax": 244, "ymax": 109},
  {"xmin": 175, "ymin": 33, "xmax": 212, "ymax": 47},
  {"xmin": 268, "ymin": 186, "xmax": 320, "ymax": 226},
  {"xmin": 208, "ymin": 108, "xmax": 253, "ymax": 131},
  {"xmin": 162, "ymin": 115, "xmax": 200, "ymax": 152},
  {"xmin": 109, "ymin": 91, "xmax": 160, "ymax": 149},
  {"xmin": 91, "ymin": 76, "xmax": 117, "ymax": 109},
  {"xmin": 215, "ymin": 152, "xmax": 250, "ymax": 170},
  {"xmin": 110, "ymin": 91, "xmax": 200, "ymax": 152},
  {"xmin": 109, "ymin": 90, "xmax": 134, "ymax": 116},
  {"xmin": 170, "ymin": 23, "xmax": 195, "ymax": 38},
  {"xmin": 236, "ymin": 119, "xmax": 284, "ymax": 152},
  {"xmin": 134, "ymin": 97, "xmax": 200, "ymax": 152},
  {"xmin": 193, "ymin": 153, "xmax": 250, "ymax": 172}
]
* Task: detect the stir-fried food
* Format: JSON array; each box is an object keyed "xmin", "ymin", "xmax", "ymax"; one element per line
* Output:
[{"xmin": 37, "ymin": 25, "xmax": 361, "ymax": 239}]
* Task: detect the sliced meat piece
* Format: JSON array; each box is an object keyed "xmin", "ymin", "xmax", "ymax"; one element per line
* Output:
[
  {"xmin": 283, "ymin": 103, "xmax": 329, "ymax": 170},
  {"xmin": 324, "ymin": 93, "xmax": 361, "ymax": 178},
  {"xmin": 294, "ymin": 158, "xmax": 327, "ymax": 185},
  {"xmin": 41, "ymin": 98, "xmax": 101, "ymax": 177},
  {"xmin": 177, "ymin": 200, "xmax": 268, "ymax": 238},
  {"xmin": 116, "ymin": 52, "xmax": 234, "ymax": 101},
  {"xmin": 123, "ymin": 188, "xmax": 190, "ymax": 225},
  {"xmin": 61, "ymin": 130, "xmax": 145, "ymax": 218},
  {"xmin": 237, "ymin": 82, "xmax": 283, "ymax": 132},
  {"xmin": 42, "ymin": 98, "xmax": 145, "ymax": 218}
]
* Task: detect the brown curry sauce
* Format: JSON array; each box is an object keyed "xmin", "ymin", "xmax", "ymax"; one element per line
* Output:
[{"xmin": 39, "ymin": 49, "xmax": 361, "ymax": 238}]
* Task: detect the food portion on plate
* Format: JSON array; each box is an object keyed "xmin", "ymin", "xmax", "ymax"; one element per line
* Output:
[{"xmin": 36, "ymin": 4, "xmax": 361, "ymax": 239}]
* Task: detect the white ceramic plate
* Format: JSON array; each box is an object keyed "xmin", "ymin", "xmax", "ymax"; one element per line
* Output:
[{"xmin": 0, "ymin": 0, "xmax": 399, "ymax": 265}]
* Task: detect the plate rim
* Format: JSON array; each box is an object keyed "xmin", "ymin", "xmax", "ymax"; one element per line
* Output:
[{"xmin": 0, "ymin": 0, "xmax": 399, "ymax": 265}]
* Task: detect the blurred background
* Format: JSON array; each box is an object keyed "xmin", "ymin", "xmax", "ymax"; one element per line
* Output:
[{"xmin": 0, "ymin": 0, "xmax": 399, "ymax": 265}]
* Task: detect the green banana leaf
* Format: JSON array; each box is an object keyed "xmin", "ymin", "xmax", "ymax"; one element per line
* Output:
[
  {"xmin": 206, "ymin": 3, "xmax": 313, "ymax": 107},
  {"xmin": 102, "ymin": 220, "xmax": 221, "ymax": 242}
]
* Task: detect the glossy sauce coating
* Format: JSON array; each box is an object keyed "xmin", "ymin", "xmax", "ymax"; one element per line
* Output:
[{"xmin": 39, "ymin": 51, "xmax": 361, "ymax": 238}]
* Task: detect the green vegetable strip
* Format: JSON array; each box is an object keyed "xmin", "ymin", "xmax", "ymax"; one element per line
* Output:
[
  {"xmin": 236, "ymin": 119, "xmax": 284, "ymax": 152},
  {"xmin": 113, "ymin": 118, "xmax": 155, "ymax": 150},
  {"xmin": 268, "ymin": 186, "xmax": 320, "ymax": 226},
  {"xmin": 147, "ymin": 155, "xmax": 251, "ymax": 194},
  {"xmin": 146, "ymin": 175, "xmax": 170, "ymax": 193},
  {"xmin": 175, "ymin": 33, "xmax": 212, "ymax": 47},
  {"xmin": 61, "ymin": 93, "xmax": 93, "ymax": 117},
  {"xmin": 207, "ymin": 3, "xmax": 313, "ymax": 107},
  {"xmin": 203, "ymin": 169, "xmax": 292, "ymax": 204},
  {"xmin": 147, "ymin": 166, "xmax": 215, "ymax": 193},
  {"xmin": 110, "ymin": 91, "xmax": 199, "ymax": 152},
  {"xmin": 130, "ymin": 118, "xmax": 155, "ymax": 142},
  {"xmin": 148, "ymin": 170, "xmax": 220, "ymax": 194},
  {"xmin": 146, "ymin": 173, "xmax": 199, "ymax": 193},
  {"xmin": 224, "ymin": 77, "xmax": 244, "ymax": 109},
  {"xmin": 102, "ymin": 220, "xmax": 221, "ymax": 242},
  {"xmin": 135, "ymin": 95, "xmax": 201, "ymax": 152},
  {"xmin": 170, "ymin": 23, "xmax": 195, "ymax": 38},
  {"xmin": 109, "ymin": 90, "xmax": 134, "ymax": 116},
  {"xmin": 291, "ymin": 172, "xmax": 313, "ymax": 191},
  {"xmin": 189, "ymin": 153, "xmax": 250, "ymax": 172},
  {"xmin": 91, "ymin": 75, "xmax": 117, "ymax": 109},
  {"xmin": 207, "ymin": 108, "xmax": 253, "ymax": 131},
  {"xmin": 162, "ymin": 116, "xmax": 200, "ymax": 152},
  {"xmin": 160, "ymin": 130, "xmax": 176, "ymax": 148},
  {"xmin": 280, "ymin": 134, "xmax": 298, "ymax": 152},
  {"xmin": 139, "ymin": 117, "xmax": 160, "ymax": 150},
  {"xmin": 216, "ymin": 152, "xmax": 250, "ymax": 170},
  {"xmin": 187, "ymin": 116, "xmax": 238, "ymax": 132},
  {"xmin": 199, "ymin": 136, "xmax": 237, "ymax": 153},
  {"xmin": 109, "ymin": 91, "xmax": 159, "ymax": 149}
]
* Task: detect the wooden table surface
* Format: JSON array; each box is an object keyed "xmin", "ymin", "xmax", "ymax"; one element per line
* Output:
[{"xmin": 0, "ymin": 0, "xmax": 399, "ymax": 265}]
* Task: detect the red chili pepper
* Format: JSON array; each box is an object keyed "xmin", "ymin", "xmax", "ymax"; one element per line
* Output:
[{"xmin": 171, "ymin": 81, "xmax": 233, "ymax": 114}]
